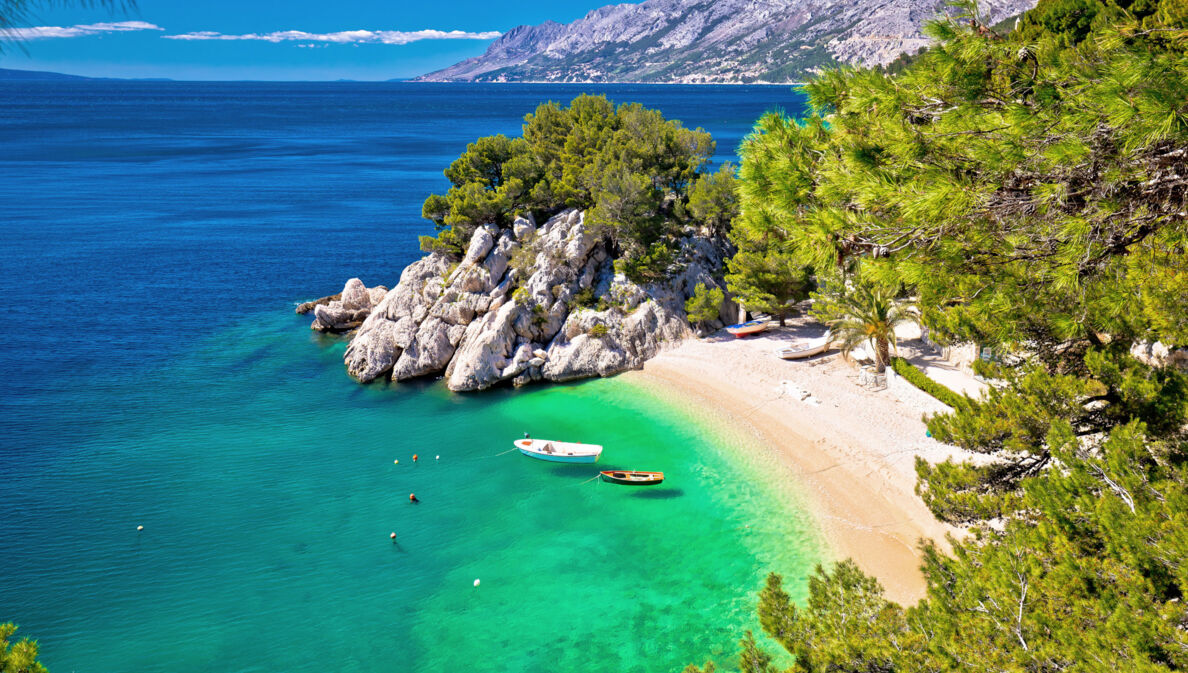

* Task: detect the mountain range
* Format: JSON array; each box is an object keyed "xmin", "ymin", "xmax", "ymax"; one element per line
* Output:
[{"xmin": 416, "ymin": 0, "xmax": 1037, "ymax": 83}]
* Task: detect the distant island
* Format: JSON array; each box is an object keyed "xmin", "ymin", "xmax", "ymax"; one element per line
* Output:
[
  {"xmin": 415, "ymin": 0, "xmax": 1037, "ymax": 84},
  {"xmin": 0, "ymin": 67, "xmax": 92, "ymax": 81},
  {"xmin": 0, "ymin": 67, "xmax": 174, "ymax": 82}
]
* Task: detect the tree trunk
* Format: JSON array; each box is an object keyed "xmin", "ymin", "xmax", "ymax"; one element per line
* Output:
[
  {"xmin": 778, "ymin": 313, "xmax": 786, "ymax": 327},
  {"xmin": 875, "ymin": 337, "xmax": 891, "ymax": 373}
]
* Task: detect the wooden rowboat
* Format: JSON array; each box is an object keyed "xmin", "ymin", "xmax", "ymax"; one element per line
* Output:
[
  {"xmin": 725, "ymin": 319, "xmax": 769, "ymax": 338},
  {"xmin": 514, "ymin": 438, "xmax": 603, "ymax": 463},
  {"xmin": 600, "ymin": 470, "xmax": 665, "ymax": 485}
]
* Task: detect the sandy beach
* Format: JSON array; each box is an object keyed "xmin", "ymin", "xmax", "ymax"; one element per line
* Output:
[{"xmin": 627, "ymin": 316, "xmax": 980, "ymax": 604}]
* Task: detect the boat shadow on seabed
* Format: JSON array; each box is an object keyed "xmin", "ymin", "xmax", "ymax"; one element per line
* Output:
[{"xmin": 627, "ymin": 488, "xmax": 684, "ymax": 499}]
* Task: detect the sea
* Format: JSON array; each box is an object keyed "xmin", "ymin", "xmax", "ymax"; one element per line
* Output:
[{"xmin": 0, "ymin": 81, "xmax": 821, "ymax": 673}]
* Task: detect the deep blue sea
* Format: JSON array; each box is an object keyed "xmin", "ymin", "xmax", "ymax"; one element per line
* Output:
[{"xmin": 0, "ymin": 81, "xmax": 818, "ymax": 673}]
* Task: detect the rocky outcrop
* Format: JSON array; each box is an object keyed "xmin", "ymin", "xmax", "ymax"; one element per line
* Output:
[
  {"xmin": 415, "ymin": 0, "xmax": 1036, "ymax": 84},
  {"xmin": 305, "ymin": 278, "xmax": 389, "ymax": 333},
  {"xmin": 296, "ymin": 293, "xmax": 340, "ymax": 315},
  {"xmin": 321, "ymin": 209, "xmax": 730, "ymax": 392}
]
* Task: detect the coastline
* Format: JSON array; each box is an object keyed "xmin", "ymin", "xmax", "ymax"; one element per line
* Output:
[
  {"xmin": 625, "ymin": 321, "xmax": 975, "ymax": 604},
  {"xmin": 407, "ymin": 79, "xmax": 805, "ymax": 87}
]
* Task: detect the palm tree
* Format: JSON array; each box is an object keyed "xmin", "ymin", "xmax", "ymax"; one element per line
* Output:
[{"xmin": 822, "ymin": 283, "xmax": 917, "ymax": 373}]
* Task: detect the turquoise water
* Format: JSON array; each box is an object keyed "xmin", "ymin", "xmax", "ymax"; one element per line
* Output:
[
  {"xmin": 0, "ymin": 81, "xmax": 822, "ymax": 671},
  {"xmin": 4, "ymin": 312, "xmax": 823, "ymax": 672}
]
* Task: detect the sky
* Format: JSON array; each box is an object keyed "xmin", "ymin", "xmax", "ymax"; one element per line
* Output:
[{"xmin": 0, "ymin": 0, "xmax": 640, "ymax": 80}]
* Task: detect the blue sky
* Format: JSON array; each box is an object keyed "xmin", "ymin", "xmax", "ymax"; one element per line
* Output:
[{"xmin": 0, "ymin": 1, "xmax": 639, "ymax": 80}]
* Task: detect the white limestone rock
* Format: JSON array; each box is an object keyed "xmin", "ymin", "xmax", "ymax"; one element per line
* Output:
[
  {"xmin": 512, "ymin": 214, "xmax": 536, "ymax": 240},
  {"xmin": 392, "ymin": 317, "xmax": 456, "ymax": 380},
  {"xmin": 309, "ymin": 278, "xmax": 388, "ymax": 333},
  {"xmin": 318, "ymin": 207, "xmax": 730, "ymax": 390},
  {"xmin": 340, "ymin": 278, "xmax": 371, "ymax": 311},
  {"xmin": 341, "ymin": 255, "xmax": 451, "ymax": 381}
]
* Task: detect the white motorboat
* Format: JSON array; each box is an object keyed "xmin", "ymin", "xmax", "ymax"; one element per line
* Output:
[{"xmin": 514, "ymin": 438, "xmax": 603, "ymax": 463}]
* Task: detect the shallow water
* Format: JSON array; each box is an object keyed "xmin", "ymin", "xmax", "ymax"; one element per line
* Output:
[{"xmin": 0, "ymin": 81, "xmax": 821, "ymax": 672}]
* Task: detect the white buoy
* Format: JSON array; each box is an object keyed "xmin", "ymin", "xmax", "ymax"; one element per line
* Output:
[
  {"xmin": 137, "ymin": 525, "xmax": 144, "ymax": 532},
  {"xmin": 394, "ymin": 459, "xmax": 399, "ymax": 464},
  {"xmin": 473, "ymin": 579, "xmax": 480, "ymax": 587},
  {"xmin": 436, "ymin": 455, "xmax": 440, "ymax": 460},
  {"xmin": 390, "ymin": 532, "xmax": 397, "ymax": 541}
]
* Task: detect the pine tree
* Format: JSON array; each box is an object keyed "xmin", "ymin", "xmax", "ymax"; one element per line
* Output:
[
  {"xmin": 420, "ymin": 95, "xmax": 716, "ymax": 282},
  {"xmin": 685, "ymin": 282, "xmax": 726, "ymax": 335},
  {"xmin": 0, "ymin": 623, "xmax": 48, "ymax": 673},
  {"xmin": 693, "ymin": 1, "xmax": 1188, "ymax": 671}
]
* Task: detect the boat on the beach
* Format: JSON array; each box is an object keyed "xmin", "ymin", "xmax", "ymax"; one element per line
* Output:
[
  {"xmin": 778, "ymin": 333, "xmax": 833, "ymax": 360},
  {"xmin": 725, "ymin": 319, "xmax": 769, "ymax": 338},
  {"xmin": 514, "ymin": 438, "xmax": 603, "ymax": 463},
  {"xmin": 600, "ymin": 470, "xmax": 665, "ymax": 485}
]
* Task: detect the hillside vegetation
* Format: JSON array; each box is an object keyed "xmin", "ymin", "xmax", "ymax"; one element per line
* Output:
[
  {"xmin": 419, "ymin": 94, "xmax": 731, "ymax": 281},
  {"xmin": 696, "ymin": 0, "xmax": 1188, "ymax": 669}
]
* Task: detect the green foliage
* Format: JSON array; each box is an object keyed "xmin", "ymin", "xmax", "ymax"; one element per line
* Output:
[
  {"xmin": 571, "ymin": 287, "xmax": 597, "ymax": 309},
  {"xmin": 725, "ymin": 245, "xmax": 813, "ymax": 327},
  {"xmin": 726, "ymin": 111, "xmax": 822, "ymax": 327},
  {"xmin": 507, "ymin": 232, "xmax": 538, "ymax": 277},
  {"xmin": 732, "ymin": 1, "xmax": 1188, "ymax": 367},
  {"xmin": 890, "ymin": 357, "xmax": 968, "ymax": 409},
  {"xmin": 418, "ymin": 228, "xmax": 466, "ymax": 257},
  {"xmin": 1130, "ymin": 231, "xmax": 1188, "ymax": 345},
  {"xmin": 684, "ymin": 282, "xmax": 725, "ymax": 329},
  {"xmin": 882, "ymin": 45, "xmax": 929, "ymax": 75},
  {"xmin": 919, "ymin": 351, "xmax": 1188, "ymax": 522},
  {"xmin": 757, "ymin": 563, "xmax": 918, "ymax": 672},
  {"xmin": 420, "ymin": 95, "xmax": 716, "ymax": 282},
  {"xmin": 1016, "ymin": 0, "xmax": 1107, "ymax": 43},
  {"xmin": 612, "ymin": 241, "xmax": 678, "ymax": 283},
  {"xmin": 813, "ymin": 282, "xmax": 917, "ymax": 373},
  {"xmin": 736, "ymin": 631, "xmax": 776, "ymax": 673},
  {"xmin": 687, "ymin": 163, "xmax": 740, "ymax": 234},
  {"xmin": 694, "ymin": 5, "xmax": 1188, "ymax": 673},
  {"xmin": 1015, "ymin": 0, "xmax": 1188, "ymax": 44},
  {"xmin": 0, "ymin": 623, "xmax": 48, "ymax": 673},
  {"xmin": 587, "ymin": 323, "xmax": 609, "ymax": 338},
  {"xmin": 714, "ymin": 416, "xmax": 1188, "ymax": 670}
]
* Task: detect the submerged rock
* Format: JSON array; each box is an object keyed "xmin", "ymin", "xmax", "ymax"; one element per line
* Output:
[{"xmin": 312, "ymin": 209, "xmax": 731, "ymax": 391}]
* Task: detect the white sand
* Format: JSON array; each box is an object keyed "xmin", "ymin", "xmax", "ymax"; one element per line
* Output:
[{"xmin": 626, "ymin": 316, "xmax": 979, "ymax": 604}]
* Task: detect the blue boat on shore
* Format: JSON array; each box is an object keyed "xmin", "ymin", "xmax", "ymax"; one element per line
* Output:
[{"xmin": 725, "ymin": 319, "xmax": 769, "ymax": 338}]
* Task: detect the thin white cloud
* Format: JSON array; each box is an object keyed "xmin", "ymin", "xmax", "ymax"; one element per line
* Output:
[
  {"xmin": 8, "ymin": 21, "xmax": 163, "ymax": 40},
  {"xmin": 163, "ymin": 28, "xmax": 501, "ymax": 45}
]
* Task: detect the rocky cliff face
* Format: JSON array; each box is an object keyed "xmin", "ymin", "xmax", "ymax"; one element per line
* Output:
[
  {"xmin": 312, "ymin": 210, "xmax": 730, "ymax": 392},
  {"xmin": 416, "ymin": 0, "xmax": 1036, "ymax": 84}
]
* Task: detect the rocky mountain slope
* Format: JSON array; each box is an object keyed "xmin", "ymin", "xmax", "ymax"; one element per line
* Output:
[
  {"xmin": 416, "ymin": 0, "xmax": 1036, "ymax": 84},
  {"xmin": 303, "ymin": 210, "xmax": 732, "ymax": 392}
]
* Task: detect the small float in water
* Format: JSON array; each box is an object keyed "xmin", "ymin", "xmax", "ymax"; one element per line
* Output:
[
  {"xmin": 599, "ymin": 470, "xmax": 665, "ymax": 486},
  {"xmin": 725, "ymin": 319, "xmax": 769, "ymax": 338},
  {"xmin": 514, "ymin": 438, "xmax": 603, "ymax": 463}
]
